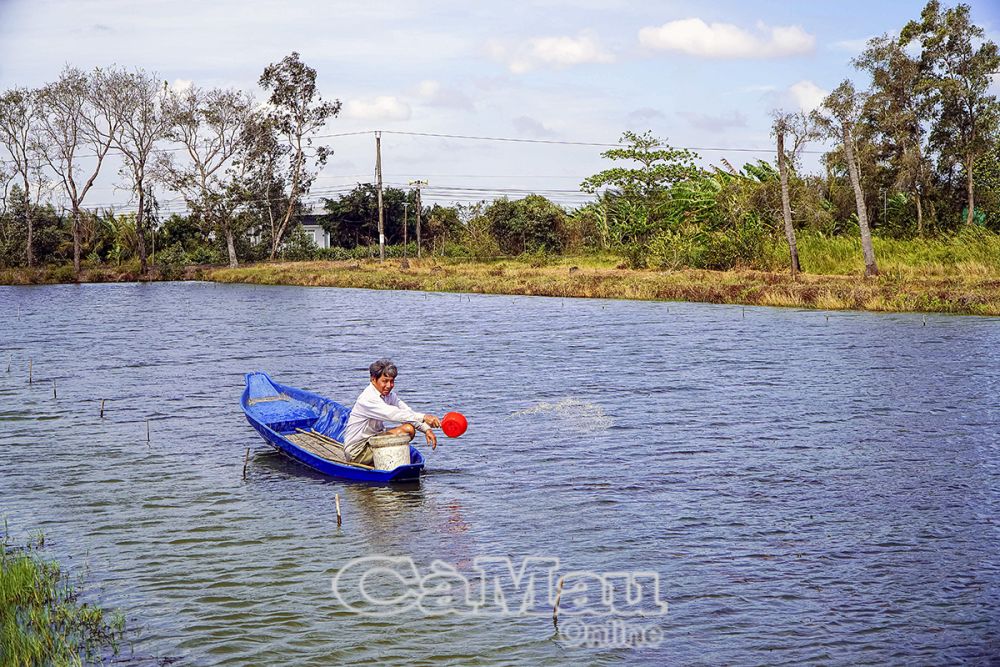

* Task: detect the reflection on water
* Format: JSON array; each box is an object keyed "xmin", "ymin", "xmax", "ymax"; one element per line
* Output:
[{"xmin": 1, "ymin": 282, "xmax": 999, "ymax": 665}]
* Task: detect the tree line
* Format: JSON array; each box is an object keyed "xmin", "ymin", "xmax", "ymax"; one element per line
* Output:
[
  {"xmin": 1, "ymin": 0, "xmax": 998, "ymax": 279},
  {"xmin": 0, "ymin": 52, "xmax": 337, "ymax": 276}
]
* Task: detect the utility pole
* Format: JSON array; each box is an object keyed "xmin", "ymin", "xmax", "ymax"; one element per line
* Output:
[
  {"xmin": 409, "ymin": 179, "xmax": 427, "ymax": 259},
  {"xmin": 402, "ymin": 202, "xmax": 410, "ymax": 257},
  {"xmin": 375, "ymin": 131, "xmax": 385, "ymax": 261}
]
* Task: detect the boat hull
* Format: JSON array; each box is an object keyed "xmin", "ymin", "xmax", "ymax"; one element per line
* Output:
[{"xmin": 241, "ymin": 372, "xmax": 425, "ymax": 483}]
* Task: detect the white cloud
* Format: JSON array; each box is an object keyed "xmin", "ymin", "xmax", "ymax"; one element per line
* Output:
[
  {"xmin": 512, "ymin": 115, "xmax": 555, "ymax": 137},
  {"xmin": 627, "ymin": 107, "xmax": 665, "ymax": 123},
  {"xmin": 170, "ymin": 78, "xmax": 193, "ymax": 92},
  {"xmin": 638, "ymin": 18, "xmax": 814, "ymax": 59},
  {"xmin": 677, "ymin": 110, "xmax": 747, "ymax": 132},
  {"xmin": 343, "ymin": 96, "xmax": 411, "ymax": 121},
  {"xmin": 789, "ymin": 80, "xmax": 827, "ymax": 112},
  {"xmin": 489, "ymin": 30, "xmax": 615, "ymax": 73},
  {"xmin": 832, "ymin": 37, "xmax": 872, "ymax": 53},
  {"xmin": 414, "ymin": 79, "xmax": 474, "ymax": 110},
  {"xmin": 416, "ymin": 80, "xmax": 441, "ymax": 98}
]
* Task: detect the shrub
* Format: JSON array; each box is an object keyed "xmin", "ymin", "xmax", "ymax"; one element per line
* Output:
[
  {"xmin": 281, "ymin": 226, "xmax": 319, "ymax": 261},
  {"xmin": 156, "ymin": 242, "xmax": 190, "ymax": 279},
  {"xmin": 648, "ymin": 225, "xmax": 708, "ymax": 269}
]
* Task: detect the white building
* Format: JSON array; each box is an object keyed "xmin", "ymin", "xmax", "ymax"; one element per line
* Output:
[
  {"xmin": 299, "ymin": 202, "xmax": 331, "ymax": 248},
  {"xmin": 300, "ymin": 223, "xmax": 331, "ymax": 249}
]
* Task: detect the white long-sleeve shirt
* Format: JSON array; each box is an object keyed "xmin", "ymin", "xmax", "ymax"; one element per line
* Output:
[{"xmin": 342, "ymin": 383, "xmax": 429, "ymax": 448}]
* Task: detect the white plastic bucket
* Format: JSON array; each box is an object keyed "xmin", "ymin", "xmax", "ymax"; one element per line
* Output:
[{"xmin": 370, "ymin": 434, "xmax": 412, "ymax": 470}]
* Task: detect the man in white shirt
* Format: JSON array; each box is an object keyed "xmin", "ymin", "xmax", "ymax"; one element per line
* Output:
[{"xmin": 343, "ymin": 359, "xmax": 441, "ymax": 465}]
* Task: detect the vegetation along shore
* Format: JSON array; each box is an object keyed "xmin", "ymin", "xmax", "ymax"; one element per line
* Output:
[
  {"xmin": 2, "ymin": 1, "xmax": 999, "ymax": 316},
  {"xmin": 8, "ymin": 226, "xmax": 998, "ymax": 316},
  {"xmin": 0, "ymin": 528, "xmax": 125, "ymax": 665}
]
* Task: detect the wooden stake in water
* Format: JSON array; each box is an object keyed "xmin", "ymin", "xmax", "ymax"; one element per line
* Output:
[
  {"xmin": 100, "ymin": 399, "xmax": 106, "ymax": 418},
  {"xmin": 6, "ymin": 354, "xmax": 10, "ymax": 373},
  {"xmin": 335, "ymin": 493, "xmax": 342, "ymax": 527},
  {"xmin": 242, "ymin": 447, "xmax": 250, "ymax": 480},
  {"xmin": 146, "ymin": 419, "xmax": 150, "ymax": 444},
  {"xmin": 28, "ymin": 358, "xmax": 32, "ymax": 384},
  {"xmin": 552, "ymin": 577, "xmax": 564, "ymax": 628},
  {"xmin": 52, "ymin": 380, "xmax": 56, "ymax": 399}
]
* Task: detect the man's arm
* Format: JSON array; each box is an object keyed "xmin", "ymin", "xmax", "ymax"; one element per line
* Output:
[
  {"xmin": 394, "ymin": 394, "xmax": 441, "ymax": 449},
  {"xmin": 394, "ymin": 395, "xmax": 441, "ymax": 431}
]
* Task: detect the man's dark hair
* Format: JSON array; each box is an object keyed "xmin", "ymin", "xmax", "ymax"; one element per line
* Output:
[{"xmin": 369, "ymin": 358, "xmax": 398, "ymax": 380}]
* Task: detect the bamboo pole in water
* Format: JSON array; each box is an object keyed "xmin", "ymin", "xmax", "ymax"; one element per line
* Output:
[
  {"xmin": 100, "ymin": 399, "xmax": 106, "ymax": 418},
  {"xmin": 146, "ymin": 419, "xmax": 150, "ymax": 444},
  {"xmin": 28, "ymin": 358, "xmax": 32, "ymax": 384},
  {"xmin": 552, "ymin": 577, "xmax": 564, "ymax": 628},
  {"xmin": 52, "ymin": 380, "xmax": 56, "ymax": 399},
  {"xmin": 242, "ymin": 447, "xmax": 250, "ymax": 480},
  {"xmin": 335, "ymin": 493, "xmax": 342, "ymax": 527}
]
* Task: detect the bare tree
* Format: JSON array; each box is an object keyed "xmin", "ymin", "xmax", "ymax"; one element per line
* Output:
[
  {"xmin": 259, "ymin": 52, "xmax": 340, "ymax": 259},
  {"xmin": 0, "ymin": 159, "xmax": 12, "ymax": 216},
  {"xmin": 100, "ymin": 67, "xmax": 168, "ymax": 275},
  {"xmin": 159, "ymin": 86, "xmax": 259, "ymax": 267},
  {"xmin": 814, "ymin": 81, "xmax": 879, "ymax": 277},
  {"xmin": 771, "ymin": 111, "xmax": 817, "ymax": 277},
  {"xmin": 0, "ymin": 87, "xmax": 42, "ymax": 267},
  {"xmin": 241, "ymin": 115, "xmax": 290, "ymax": 254},
  {"xmin": 36, "ymin": 67, "xmax": 119, "ymax": 278}
]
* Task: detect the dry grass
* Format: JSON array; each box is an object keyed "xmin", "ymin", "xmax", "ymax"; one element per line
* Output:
[
  {"xmin": 207, "ymin": 258, "xmax": 1000, "ymax": 316},
  {"xmin": 0, "ymin": 263, "xmax": 206, "ymax": 285}
]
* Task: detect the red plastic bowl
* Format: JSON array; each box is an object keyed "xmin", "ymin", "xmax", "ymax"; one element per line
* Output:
[{"xmin": 441, "ymin": 412, "xmax": 468, "ymax": 438}]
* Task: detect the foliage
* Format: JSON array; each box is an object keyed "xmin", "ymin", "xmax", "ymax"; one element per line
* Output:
[
  {"xmin": 581, "ymin": 130, "xmax": 701, "ymax": 200},
  {"xmin": 280, "ymin": 224, "xmax": 319, "ymax": 261},
  {"xmin": 481, "ymin": 194, "xmax": 567, "ymax": 255},
  {"xmin": 258, "ymin": 52, "xmax": 340, "ymax": 258},
  {"xmin": 1, "ymin": 10, "xmax": 999, "ymax": 281},
  {"xmin": 159, "ymin": 85, "xmax": 261, "ymax": 267},
  {"xmin": 901, "ymin": 0, "xmax": 1000, "ymax": 225},
  {"xmin": 458, "ymin": 205, "xmax": 502, "ymax": 259},
  {"xmin": 1, "ymin": 528, "xmax": 125, "ymax": 665}
]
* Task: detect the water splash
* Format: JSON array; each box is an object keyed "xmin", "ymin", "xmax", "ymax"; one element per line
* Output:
[{"xmin": 512, "ymin": 398, "xmax": 614, "ymax": 431}]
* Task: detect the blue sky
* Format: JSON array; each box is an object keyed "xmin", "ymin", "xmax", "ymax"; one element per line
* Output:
[{"xmin": 1, "ymin": 0, "xmax": 998, "ymax": 211}]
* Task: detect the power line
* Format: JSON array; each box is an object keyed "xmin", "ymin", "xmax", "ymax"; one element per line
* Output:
[
  {"xmin": 0, "ymin": 130, "xmax": 374, "ymax": 167},
  {"xmin": 376, "ymin": 129, "xmax": 824, "ymax": 154},
  {"xmin": 1, "ymin": 127, "xmax": 824, "ymax": 167}
]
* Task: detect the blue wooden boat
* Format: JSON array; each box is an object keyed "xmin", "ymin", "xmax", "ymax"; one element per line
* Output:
[{"xmin": 241, "ymin": 371, "xmax": 425, "ymax": 482}]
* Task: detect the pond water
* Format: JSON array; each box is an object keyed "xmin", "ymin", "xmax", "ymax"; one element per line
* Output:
[{"xmin": 1, "ymin": 282, "xmax": 998, "ymax": 665}]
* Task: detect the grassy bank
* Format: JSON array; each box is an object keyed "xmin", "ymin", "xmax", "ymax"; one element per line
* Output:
[
  {"xmin": 3, "ymin": 232, "xmax": 1000, "ymax": 315},
  {"xmin": 0, "ymin": 263, "xmax": 207, "ymax": 285},
  {"xmin": 1, "ymin": 530, "xmax": 124, "ymax": 665},
  {"xmin": 207, "ymin": 255, "xmax": 1000, "ymax": 316}
]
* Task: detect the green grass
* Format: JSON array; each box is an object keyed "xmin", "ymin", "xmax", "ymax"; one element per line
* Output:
[
  {"xmin": 207, "ymin": 255, "xmax": 1000, "ymax": 316},
  {"xmin": 3, "ymin": 231, "xmax": 1000, "ymax": 315},
  {"xmin": 796, "ymin": 228, "xmax": 1000, "ymax": 278},
  {"xmin": 1, "ymin": 528, "xmax": 124, "ymax": 666}
]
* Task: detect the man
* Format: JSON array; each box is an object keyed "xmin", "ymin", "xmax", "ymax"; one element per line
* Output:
[{"xmin": 343, "ymin": 358, "xmax": 441, "ymax": 465}]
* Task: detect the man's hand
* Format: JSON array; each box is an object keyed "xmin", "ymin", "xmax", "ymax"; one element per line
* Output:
[
  {"xmin": 423, "ymin": 414, "xmax": 441, "ymax": 428},
  {"xmin": 425, "ymin": 429, "xmax": 438, "ymax": 450}
]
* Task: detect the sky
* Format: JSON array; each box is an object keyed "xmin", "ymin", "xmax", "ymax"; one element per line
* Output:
[{"xmin": 1, "ymin": 0, "xmax": 998, "ymax": 213}]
